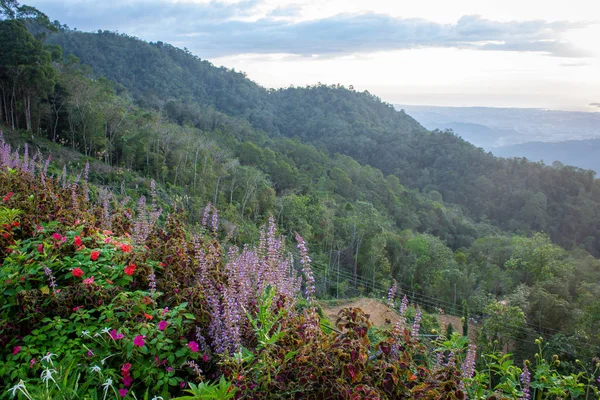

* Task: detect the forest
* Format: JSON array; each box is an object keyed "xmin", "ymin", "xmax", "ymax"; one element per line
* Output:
[{"xmin": 2, "ymin": 1, "xmax": 600, "ymax": 398}]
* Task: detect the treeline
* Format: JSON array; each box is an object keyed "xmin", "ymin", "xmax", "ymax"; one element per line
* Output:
[
  {"xmin": 2, "ymin": 3, "xmax": 600, "ymax": 363},
  {"xmin": 47, "ymin": 29, "xmax": 600, "ymax": 258}
]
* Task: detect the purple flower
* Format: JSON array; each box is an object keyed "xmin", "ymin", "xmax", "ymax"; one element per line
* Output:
[
  {"xmin": 387, "ymin": 280, "xmax": 397, "ymax": 306},
  {"xmin": 521, "ymin": 365, "xmax": 531, "ymax": 400},
  {"xmin": 118, "ymin": 388, "xmax": 128, "ymax": 397},
  {"xmin": 188, "ymin": 341, "xmax": 199, "ymax": 353},
  {"xmin": 109, "ymin": 330, "xmax": 125, "ymax": 340},
  {"xmin": 461, "ymin": 344, "xmax": 477, "ymax": 379},
  {"xmin": 133, "ymin": 335, "xmax": 145, "ymax": 347},
  {"xmin": 158, "ymin": 320, "xmax": 168, "ymax": 331},
  {"xmin": 399, "ymin": 295, "xmax": 409, "ymax": 316},
  {"xmin": 411, "ymin": 306, "xmax": 422, "ymax": 339}
]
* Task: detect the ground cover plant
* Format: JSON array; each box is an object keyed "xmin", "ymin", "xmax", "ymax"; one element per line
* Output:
[{"xmin": 1, "ymin": 136, "xmax": 600, "ymax": 399}]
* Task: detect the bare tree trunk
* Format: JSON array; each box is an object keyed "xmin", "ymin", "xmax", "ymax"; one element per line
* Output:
[
  {"xmin": 24, "ymin": 94, "xmax": 32, "ymax": 132},
  {"xmin": 214, "ymin": 176, "xmax": 222, "ymax": 205},
  {"xmin": 193, "ymin": 147, "xmax": 200, "ymax": 193}
]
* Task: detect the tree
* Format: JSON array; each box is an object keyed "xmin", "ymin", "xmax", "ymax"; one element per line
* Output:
[{"xmin": 0, "ymin": 19, "xmax": 55, "ymax": 131}]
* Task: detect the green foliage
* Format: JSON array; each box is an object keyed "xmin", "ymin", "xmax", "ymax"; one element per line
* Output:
[{"xmin": 171, "ymin": 376, "xmax": 237, "ymax": 400}]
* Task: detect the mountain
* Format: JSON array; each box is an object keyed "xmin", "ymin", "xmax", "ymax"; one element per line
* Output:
[
  {"xmin": 492, "ymin": 139, "xmax": 600, "ymax": 174},
  {"xmin": 43, "ymin": 29, "xmax": 600, "ymax": 257},
  {"xmin": 397, "ymin": 104, "xmax": 600, "ymax": 147}
]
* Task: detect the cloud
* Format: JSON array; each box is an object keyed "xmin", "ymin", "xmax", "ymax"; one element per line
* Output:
[
  {"xmin": 30, "ymin": 0, "xmax": 592, "ymax": 58},
  {"xmin": 268, "ymin": 4, "xmax": 303, "ymax": 18},
  {"xmin": 590, "ymin": 103, "xmax": 600, "ymax": 108},
  {"xmin": 561, "ymin": 62, "xmax": 589, "ymax": 67}
]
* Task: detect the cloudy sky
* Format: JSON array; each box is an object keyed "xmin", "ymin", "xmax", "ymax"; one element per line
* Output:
[{"xmin": 28, "ymin": 0, "xmax": 600, "ymax": 111}]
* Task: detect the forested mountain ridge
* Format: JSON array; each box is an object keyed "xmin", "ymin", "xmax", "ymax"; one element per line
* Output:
[
  {"xmin": 46, "ymin": 29, "xmax": 600, "ymax": 258},
  {"xmin": 3, "ymin": 8, "xmax": 600, "ymax": 368}
]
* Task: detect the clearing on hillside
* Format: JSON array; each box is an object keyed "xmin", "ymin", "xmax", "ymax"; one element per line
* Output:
[{"xmin": 320, "ymin": 298, "xmax": 478, "ymax": 341}]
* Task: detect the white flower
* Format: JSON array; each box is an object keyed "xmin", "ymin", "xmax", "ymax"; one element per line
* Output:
[
  {"xmin": 90, "ymin": 365, "xmax": 102, "ymax": 373},
  {"xmin": 41, "ymin": 352, "xmax": 57, "ymax": 366},
  {"xmin": 81, "ymin": 330, "xmax": 91, "ymax": 337},
  {"xmin": 40, "ymin": 368, "xmax": 57, "ymax": 384},
  {"xmin": 102, "ymin": 378, "xmax": 113, "ymax": 390},
  {"xmin": 100, "ymin": 327, "xmax": 111, "ymax": 334},
  {"xmin": 100, "ymin": 354, "xmax": 114, "ymax": 365},
  {"xmin": 8, "ymin": 380, "xmax": 26, "ymax": 397},
  {"xmin": 151, "ymin": 397, "xmax": 164, "ymax": 400}
]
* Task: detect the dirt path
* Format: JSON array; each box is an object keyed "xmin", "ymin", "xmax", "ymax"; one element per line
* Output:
[
  {"xmin": 320, "ymin": 298, "xmax": 479, "ymax": 340},
  {"xmin": 320, "ymin": 298, "xmax": 402, "ymax": 328}
]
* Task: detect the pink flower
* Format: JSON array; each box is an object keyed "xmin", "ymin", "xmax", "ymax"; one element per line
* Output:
[
  {"xmin": 109, "ymin": 330, "xmax": 125, "ymax": 340},
  {"xmin": 13, "ymin": 346, "xmax": 21, "ymax": 355},
  {"xmin": 73, "ymin": 305, "xmax": 84, "ymax": 311},
  {"xmin": 122, "ymin": 375, "xmax": 133, "ymax": 387},
  {"xmin": 166, "ymin": 366, "xmax": 173, "ymax": 372},
  {"xmin": 29, "ymin": 358, "xmax": 36, "ymax": 368},
  {"xmin": 133, "ymin": 335, "xmax": 145, "ymax": 347},
  {"xmin": 158, "ymin": 321, "xmax": 168, "ymax": 331},
  {"xmin": 121, "ymin": 363, "xmax": 131, "ymax": 373},
  {"xmin": 37, "ymin": 243, "xmax": 44, "ymax": 253},
  {"xmin": 188, "ymin": 341, "xmax": 199, "ymax": 353},
  {"xmin": 180, "ymin": 382, "xmax": 186, "ymax": 389},
  {"xmin": 161, "ymin": 307, "xmax": 169, "ymax": 316},
  {"xmin": 74, "ymin": 236, "xmax": 83, "ymax": 247},
  {"xmin": 52, "ymin": 233, "xmax": 62, "ymax": 241},
  {"xmin": 118, "ymin": 388, "xmax": 128, "ymax": 397},
  {"xmin": 83, "ymin": 276, "xmax": 94, "ymax": 285}
]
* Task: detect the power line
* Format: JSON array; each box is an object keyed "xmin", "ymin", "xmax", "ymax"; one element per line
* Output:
[{"xmin": 311, "ymin": 264, "xmax": 598, "ymax": 359}]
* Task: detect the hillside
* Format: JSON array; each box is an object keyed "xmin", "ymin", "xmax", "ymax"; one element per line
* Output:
[
  {"xmin": 3, "ymin": 9, "xmax": 600, "ymax": 380},
  {"xmin": 46, "ymin": 30, "xmax": 600, "ymax": 259}
]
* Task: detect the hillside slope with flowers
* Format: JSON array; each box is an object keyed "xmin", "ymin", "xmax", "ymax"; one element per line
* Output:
[{"xmin": 1, "ymin": 136, "xmax": 600, "ymax": 399}]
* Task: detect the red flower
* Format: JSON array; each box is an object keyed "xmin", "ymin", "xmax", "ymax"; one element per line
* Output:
[
  {"xmin": 3, "ymin": 192, "xmax": 14, "ymax": 202},
  {"xmin": 73, "ymin": 305, "xmax": 84, "ymax": 311},
  {"xmin": 144, "ymin": 313, "xmax": 153, "ymax": 320},
  {"xmin": 74, "ymin": 236, "xmax": 83, "ymax": 247},
  {"xmin": 12, "ymin": 221, "xmax": 19, "ymax": 227},
  {"xmin": 72, "ymin": 268, "xmax": 84, "ymax": 278},
  {"xmin": 119, "ymin": 244, "xmax": 131, "ymax": 253},
  {"xmin": 90, "ymin": 250, "xmax": 100, "ymax": 261},
  {"xmin": 37, "ymin": 243, "xmax": 44, "ymax": 253},
  {"xmin": 124, "ymin": 264, "xmax": 136, "ymax": 276}
]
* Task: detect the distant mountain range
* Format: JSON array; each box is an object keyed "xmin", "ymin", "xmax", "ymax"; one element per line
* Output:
[
  {"xmin": 397, "ymin": 105, "xmax": 600, "ymax": 174},
  {"xmin": 492, "ymin": 139, "xmax": 600, "ymax": 174}
]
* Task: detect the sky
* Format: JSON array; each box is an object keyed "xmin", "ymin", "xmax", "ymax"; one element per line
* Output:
[{"xmin": 27, "ymin": 0, "xmax": 600, "ymax": 111}]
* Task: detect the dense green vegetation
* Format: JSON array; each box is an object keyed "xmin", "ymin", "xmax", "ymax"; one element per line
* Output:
[
  {"xmin": 2, "ymin": 1, "xmax": 600, "ymax": 383},
  {"xmin": 47, "ymin": 28, "xmax": 600, "ymax": 259},
  {"xmin": 2, "ymin": 136, "xmax": 600, "ymax": 399}
]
